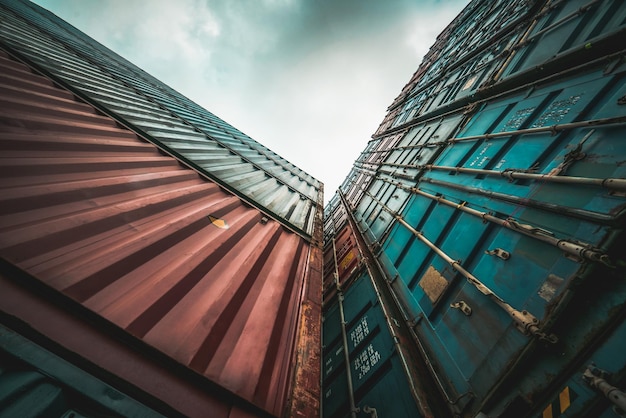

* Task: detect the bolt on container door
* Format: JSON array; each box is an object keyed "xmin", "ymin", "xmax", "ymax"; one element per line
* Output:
[{"xmin": 495, "ymin": 303, "xmax": 626, "ymax": 417}]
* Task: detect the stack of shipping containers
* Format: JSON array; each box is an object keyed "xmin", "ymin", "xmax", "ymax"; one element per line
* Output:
[
  {"xmin": 0, "ymin": 0, "xmax": 323, "ymax": 417},
  {"xmin": 2, "ymin": 0, "xmax": 626, "ymax": 417},
  {"xmin": 323, "ymin": 0, "xmax": 626, "ymax": 417}
]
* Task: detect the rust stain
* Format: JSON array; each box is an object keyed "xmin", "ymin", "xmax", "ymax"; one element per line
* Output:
[
  {"xmin": 288, "ymin": 302, "xmax": 322, "ymax": 418},
  {"xmin": 419, "ymin": 265, "xmax": 449, "ymax": 303},
  {"xmin": 288, "ymin": 211, "xmax": 323, "ymax": 418}
]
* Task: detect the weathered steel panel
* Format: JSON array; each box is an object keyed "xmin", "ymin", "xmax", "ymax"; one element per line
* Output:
[
  {"xmin": 376, "ymin": 0, "xmax": 626, "ymax": 142},
  {"xmin": 0, "ymin": 271, "xmax": 273, "ymax": 418},
  {"xmin": 322, "ymin": 273, "xmax": 423, "ymax": 418},
  {"xmin": 383, "ymin": 0, "xmax": 538, "ymax": 131},
  {"xmin": 499, "ymin": 0, "xmax": 626, "ymax": 80},
  {"xmin": 0, "ymin": 324, "xmax": 169, "ymax": 418},
  {"xmin": 359, "ymin": 41, "xmax": 626, "ymax": 418},
  {"xmin": 430, "ymin": 62, "xmax": 626, "ymax": 227},
  {"xmin": 327, "ymin": 1, "xmax": 626, "ymax": 416},
  {"xmin": 0, "ymin": 0, "xmax": 321, "ymax": 236},
  {"xmin": 322, "ymin": 222, "xmax": 361, "ymax": 302},
  {"xmin": 340, "ymin": 167, "xmax": 375, "ymax": 210},
  {"xmin": 353, "ymin": 178, "xmax": 411, "ymax": 243},
  {"xmin": 0, "ymin": 49, "xmax": 320, "ymax": 417}
]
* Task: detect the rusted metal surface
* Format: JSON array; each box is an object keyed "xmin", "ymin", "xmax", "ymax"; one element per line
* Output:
[
  {"xmin": 0, "ymin": 0, "xmax": 321, "ymax": 236},
  {"xmin": 322, "ymin": 194, "xmax": 364, "ymax": 302},
  {"xmin": 287, "ymin": 179, "xmax": 323, "ymax": 418},
  {"xmin": 0, "ymin": 49, "xmax": 320, "ymax": 417},
  {"xmin": 288, "ymin": 301, "xmax": 322, "ymax": 418},
  {"xmin": 419, "ymin": 266, "xmax": 449, "ymax": 304},
  {"xmin": 322, "ymin": 227, "xmax": 359, "ymax": 302}
]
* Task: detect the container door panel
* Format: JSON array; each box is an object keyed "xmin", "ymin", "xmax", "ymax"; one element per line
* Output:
[
  {"xmin": 502, "ymin": 0, "xmax": 626, "ymax": 79},
  {"xmin": 321, "ymin": 274, "xmax": 422, "ymax": 418}
]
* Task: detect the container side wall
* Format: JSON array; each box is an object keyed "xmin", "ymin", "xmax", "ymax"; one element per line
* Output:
[
  {"xmin": 0, "ymin": 49, "xmax": 319, "ymax": 417},
  {"xmin": 0, "ymin": 0, "xmax": 321, "ymax": 236},
  {"xmin": 322, "ymin": 273, "xmax": 423, "ymax": 418}
]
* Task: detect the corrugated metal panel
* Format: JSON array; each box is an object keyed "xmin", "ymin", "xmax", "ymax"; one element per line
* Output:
[
  {"xmin": 401, "ymin": 57, "xmax": 625, "ymax": 417},
  {"xmin": 0, "ymin": 0, "xmax": 321, "ymax": 236},
  {"xmin": 351, "ymin": 113, "xmax": 467, "ymax": 243},
  {"xmin": 327, "ymin": 1, "xmax": 626, "ymax": 416},
  {"xmin": 322, "ymin": 273, "xmax": 423, "ymax": 418},
  {"xmin": 349, "ymin": 170, "xmax": 414, "ymax": 246},
  {"xmin": 376, "ymin": 0, "xmax": 626, "ymax": 140},
  {"xmin": 0, "ymin": 49, "xmax": 319, "ymax": 417},
  {"xmin": 322, "ymin": 223, "xmax": 361, "ymax": 303},
  {"xmin": 1, "ymin": 269, "xmax": 277, "ymax": 418},
  {"xmin": 384, "ymin": 0, "xmax": 538, "ymax": 131},
  {"xmin": 345, "ymin": 24, "xmax": 626, "ymax": 418},
  {"xmin": 499, "ymin": 0, "xmax": 626, "ymax": 80},
  {"xmin": 321, "ymin": 194, "xmax": 451, "ymax": 418},
  {"xmin": 383, "ymin": 15, "xmax": 456, "ymax": 117},
  {"xmin": 340, "ymin": 168, "xmax": 374, "ymax": 210},
  {"xmin": 323, "ymin": 194, "xmax": 344, "ymax": 245}
]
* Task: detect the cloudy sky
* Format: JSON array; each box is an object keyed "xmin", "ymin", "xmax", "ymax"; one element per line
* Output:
[{"xmin": 32, "ymin": 0, "xmax": 469, "ymax": 203}]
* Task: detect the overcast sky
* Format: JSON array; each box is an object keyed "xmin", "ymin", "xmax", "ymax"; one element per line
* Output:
[{"xmin": 32, "ymin": 0, "xmax": 469, "ymax": 204}]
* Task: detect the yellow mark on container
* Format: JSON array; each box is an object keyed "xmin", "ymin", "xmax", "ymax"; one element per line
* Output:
[
  {"xmin": 542, "ymin": 386, "xmax": 576, "ymax": 418},
  {"xmin": 208, "ymin": 215, "xmax": 229, "ymax": 229},
  {"xmin": 559, "ymin": 386, "xmax": 571, "ymax": 413},
  {"xmin": 339, "ymin": 250, "xmax": 356, "ymax": 271},
  {"xmin": 542, "ymin": 405, "xmax": 553, "ymax": 418},
  {"xmin": 419, "ymin": 266, "xmax": 449, "ymax": 303}
]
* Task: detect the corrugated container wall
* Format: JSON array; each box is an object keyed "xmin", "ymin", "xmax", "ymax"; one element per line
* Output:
[
  {"xmin": 0, "ymin": 1, "xmax": 323, "ymax": 417},
  {"xmin": 323, "ymin": 272, "xmax": 421, "ymax": 418},
  {"xmin": 0, "ymin": 0, "xmax": 321, "ymax": 237},
  {"xmin": 321, "ymin": 193, "xmax": 450, "ymax": 418},
  {"xmin": 324, "ymin": 0, "xmax": 626, "ymax": 417}
]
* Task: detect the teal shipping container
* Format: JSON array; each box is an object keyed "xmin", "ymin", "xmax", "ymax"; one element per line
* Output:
[
  {"xmin": 322, "ymin": 272, "xmax": 423, "ymax": 418},
  {"xmin": 326, "ymin": 0, "xmax": 626, "ymax": 417}
]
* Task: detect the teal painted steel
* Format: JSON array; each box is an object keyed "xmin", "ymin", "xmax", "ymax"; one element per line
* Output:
[
  {"xmin": 322, "ymin": 273, "xmax": 422, "ymax": 418},
  {"xmin": 385, "ymin": 0, "xmax": 539, "ymax": 132},
  {"xmin": 352, "ymin": 112, "xmax": 468, "ymax": 245},
  {"xmin": 0, "ymin": 0, "xmax": 321, "ymax": 236},
  {"xmin": 499, "ymin": 278, "xmax": 626, "ymax": 417},
  {"xmin": 0, "ymin": 324, "xmax": 167, "ymax": 418},
  {"xmin": 327, "ymin": 0, "xmax": 626, "ymax": 416},
  {"xmin": 500, "ymin": 0, "xmax": 626, "ymax": 80},
  {"xmin": 369, "ymin": 59, "xmax": 626, "ymax": 415}
]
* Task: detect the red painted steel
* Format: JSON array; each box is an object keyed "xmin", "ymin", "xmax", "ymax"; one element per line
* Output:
[
  {"xmin": 0, "ymin": 49, "xmax": 321, "ymax": 417},
  {"xmin": 322, "ymin": 211, "xmax": 361, "ymax": 302},
  {"xmin": 0, "ymin": 272, "xmax": 267, "ymax": 418}
]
